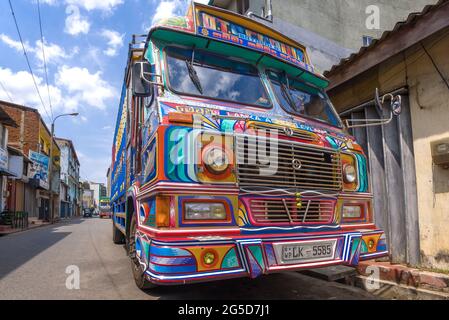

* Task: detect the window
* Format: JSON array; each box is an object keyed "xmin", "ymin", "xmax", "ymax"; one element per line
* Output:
[
  {"xmin": 363, "ymin": 36, "xmax": 374, "ymax": 47},
  {"xmin": 165, "ymin": 46, "xmax": 271, "ymax": 108},
  {"xmin": 266, "ymin": 70, "xmax": 342, "ymax": 128}
]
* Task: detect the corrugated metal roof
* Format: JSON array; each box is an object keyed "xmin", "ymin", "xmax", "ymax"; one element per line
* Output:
[{"xmin": 324, "ymin": 0, "xmax": 448, "ymax": 76}]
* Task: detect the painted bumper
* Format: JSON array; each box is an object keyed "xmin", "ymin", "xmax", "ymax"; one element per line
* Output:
[{"xmin": 136, "ymin": 229, "xmax": 388, "ymax": 285}]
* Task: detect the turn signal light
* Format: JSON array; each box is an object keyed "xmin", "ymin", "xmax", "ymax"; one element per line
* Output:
[{"xmin": 155, "ymin": 196, "xmax": 170, "ymax": 227}]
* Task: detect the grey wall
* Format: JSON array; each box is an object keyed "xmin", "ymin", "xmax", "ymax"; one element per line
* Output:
[{"xmin": 211, "ymin": 0, "xmax": 439, "ymax": 71}]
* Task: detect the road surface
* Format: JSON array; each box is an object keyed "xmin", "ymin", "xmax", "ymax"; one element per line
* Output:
[{"xmin": 0, "ymin": 218, "xmax": 377, "ymax": 300}]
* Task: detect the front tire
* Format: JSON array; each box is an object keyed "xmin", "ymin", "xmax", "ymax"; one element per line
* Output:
[
  {"xmin": 112, "ymin": 218, "xmax": 125, "ymax": 244},
  {"xmin": 129, "ymin": 214, "xmax": 156, "ymax": 290}
]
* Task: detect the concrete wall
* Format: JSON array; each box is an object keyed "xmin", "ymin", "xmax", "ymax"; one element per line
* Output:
[
  {"xmin": 270, "ymin": 0, "xmax": 436, "ymax": 51},
  {"xmin": 327, "ymin": 27, "xmax": 449, "ymax": 270},
  {"xmin": 210, "ymin": 0, "xmax": 439, "ymax": 72}
]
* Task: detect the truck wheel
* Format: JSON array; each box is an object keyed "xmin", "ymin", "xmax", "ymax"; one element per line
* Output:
[
  {"xmin": 112, "ymin": 219, "xmax": 125, "ymax": 244},
  {"xmin": 129, "ymin": 214, "xmax": 156, "ymax": 290}
]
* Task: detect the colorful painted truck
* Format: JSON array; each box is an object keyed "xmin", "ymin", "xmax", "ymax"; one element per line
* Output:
[
  {"xmin": 110, "ymin": 2, "xmax": 389, "ymax": 289},
  {"xmin": 99, "ymin": 197, "xmax": 112, "ymax": 218}
]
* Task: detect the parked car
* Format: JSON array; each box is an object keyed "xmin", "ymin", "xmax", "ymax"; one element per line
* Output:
[{"xmin": 83, "ymin": 208, "xmax": 93, "ymax": 218}]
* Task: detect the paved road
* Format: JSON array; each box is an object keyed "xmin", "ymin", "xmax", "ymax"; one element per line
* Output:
[{"xmin": 0, "ymin": 218, "xmax": 377, "ymax": 300}]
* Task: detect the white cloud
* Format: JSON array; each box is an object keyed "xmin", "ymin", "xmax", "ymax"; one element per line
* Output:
[
  {"xmin": 65, "ymin": 0, "xmax": 123, "ymax": 12},
  {"xmin": 40, "ymin": 0, "xmax": 58, "ymax": 5},
  {"xmin": 0, "ymin": 33, "xmax": 77, "ymax": 66},
  {"xmin": 152, "ymin": 0, "xmax": 188, "ymax": 25},
  {"xmin": 65, "ymin": 5, "xmax": 90, "ymax": 35},
  {"xmin": 0, "ymin": 67, "xmax": 62, "ymax": 119},
  {"xmin": 55, "ymin": 65, "xmax": 116, "ymax": 110},
  {"xmin": 100, "ymin": 29, "xmax": 124, "ymax": 57}
]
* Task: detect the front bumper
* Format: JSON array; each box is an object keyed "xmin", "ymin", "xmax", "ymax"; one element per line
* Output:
[{"xmin": 136, "ymin": 229, "xmax": 388, "ymax": 285}]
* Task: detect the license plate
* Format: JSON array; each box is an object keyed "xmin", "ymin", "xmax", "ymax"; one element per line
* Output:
[{"xmin": 274, "ymin": 240, "xmax": 336, "ymax": 264}]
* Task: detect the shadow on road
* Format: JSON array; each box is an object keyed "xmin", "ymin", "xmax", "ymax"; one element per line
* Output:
[
  {"xmin": 0, "ymin": 218, "xmax": 85, "ymax": 280},
  {"xmin": 145, "ymin": 272, "xmax": 376, "ymax": 300}
]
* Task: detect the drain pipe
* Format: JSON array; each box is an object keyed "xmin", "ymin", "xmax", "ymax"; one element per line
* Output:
[{"xmin": 265, "ymin": 0, "xmax": 273, "ymax": 21}]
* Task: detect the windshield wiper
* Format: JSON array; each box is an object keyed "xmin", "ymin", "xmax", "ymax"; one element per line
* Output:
[
  {"xmin": 280, "ymin": 82, "xmax": 296, "ymax": 111},
  {"xmin": 185, "ymin": 60, "xmax": 203, "ymax": 94}
]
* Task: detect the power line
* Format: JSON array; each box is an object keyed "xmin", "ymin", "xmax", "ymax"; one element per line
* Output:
[
  {"xmin": 7, "ymin": 0, "xmax": 52, "ymax": 122},
  {"xmin": 37, "ymin": 0, "xmax": 54, "ymax": 121},
  {"xmin": 0, "ymin": 79, "xmax": 14, "ymax": 102}
]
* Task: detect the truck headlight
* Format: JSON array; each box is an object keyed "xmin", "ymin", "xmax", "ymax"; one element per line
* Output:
[
  {"xmin": 185, "ymin": 202, "xmax": 227, "ymax": 220},
  {"xmin": 202, "ymin": 147, "xmax": 230, "ymax": 175},
  {"xmin": 343, "ymin": 164, "xmax": 357, "ymax": 184},
  {"xmin": 343, "ymin": 205, "xmax": 362, "ymax": 218}
]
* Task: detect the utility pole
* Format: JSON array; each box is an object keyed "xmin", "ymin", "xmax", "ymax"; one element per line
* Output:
[{"xmin": 48, "ymin": 112, "xmax": 79, "ymax": 224}]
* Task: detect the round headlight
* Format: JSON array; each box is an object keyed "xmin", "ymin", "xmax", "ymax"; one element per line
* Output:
[
  {"xmin": 202, "ymin": 147, "xmax": 229, "ymax": 174},
  {"xmin": 343, "ymin": 164, "xmax": 357, "ymax": 183}
]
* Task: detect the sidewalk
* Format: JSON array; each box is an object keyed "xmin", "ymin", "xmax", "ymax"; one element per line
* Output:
[
  {"xmin": 0, "ymin": 219, "xmax": 52, "ymax": 236},
  {"xmin": 356, "ymin": 261, "xmax": 449, "ymax": 299}
]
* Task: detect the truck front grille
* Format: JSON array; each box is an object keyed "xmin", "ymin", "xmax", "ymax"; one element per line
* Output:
[{"xmin": 236, "ymin": 136, "xmax": 342, "ymax": 191}]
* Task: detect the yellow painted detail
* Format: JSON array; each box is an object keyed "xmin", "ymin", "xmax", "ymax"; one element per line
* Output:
[{"xmin": 188, "ymin": 245, "xmax": 234, "ymax": 272}]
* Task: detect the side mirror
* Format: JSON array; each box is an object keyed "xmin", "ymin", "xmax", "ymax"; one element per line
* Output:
[
  {"xmin": 391, "ymin": 95, "xmax": 402, "ymax": 116},
  {"xmin": 132, "ymin": 62, "xmax": 152, "ymax": 97}
]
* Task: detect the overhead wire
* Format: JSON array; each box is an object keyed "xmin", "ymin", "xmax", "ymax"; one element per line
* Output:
[
  {"xmin": 37, "ymin": 0, "xmax": 54, "ymax": 121},
  {"xmin": 7, "ymin": 0, "xmax": 52, "ymax": 122}
]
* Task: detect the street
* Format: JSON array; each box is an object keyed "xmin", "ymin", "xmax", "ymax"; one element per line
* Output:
[{"xmin": 0, "ymin": 218, "xmax": 377, "ymax": 300}]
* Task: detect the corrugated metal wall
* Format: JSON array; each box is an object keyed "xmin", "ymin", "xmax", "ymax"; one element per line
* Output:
[{"xmin": 341, "ymin": 93, "xmax": 421, "ymax": 266}]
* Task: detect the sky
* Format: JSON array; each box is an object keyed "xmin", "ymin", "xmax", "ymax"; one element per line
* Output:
[{"xmin": 0, "ymin": 0, "xmax": 208, "ymax": 184}]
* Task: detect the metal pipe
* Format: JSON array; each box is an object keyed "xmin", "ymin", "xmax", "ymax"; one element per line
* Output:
[{"xmin": 265, "ymin": 0, "xmax": 273, "ymax": 21}]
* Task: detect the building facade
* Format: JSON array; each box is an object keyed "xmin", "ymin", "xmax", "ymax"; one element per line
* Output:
[
  {"xmin": 0, "ymin": 107, "xmax": 18, "ymax": 212},
  {"xmin": 0, "ymin": 100, "xmax": 61, "ymax": 222},
  {"xmin": 56, "ymin": 138, "xmax": 81, "ymax": 218},
  {"xmin": 325, "ymin": 1, "xmax": 449, "ymax": 270},
  {"xmin": 208, "ymin": 0, "xmax": 439, "ymax": 71},
  {"xmin": 89, "ymin": 182, "xmax": 107, "ymax": 212}
]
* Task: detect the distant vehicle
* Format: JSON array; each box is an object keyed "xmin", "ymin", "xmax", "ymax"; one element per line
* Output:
[
  {"xmin": 99, "ymin": 197, "xmax": 112, "ymax": 219},
  {"xmin": 83, "ymin": 208, "xmax": 93, "ymax": 218}
]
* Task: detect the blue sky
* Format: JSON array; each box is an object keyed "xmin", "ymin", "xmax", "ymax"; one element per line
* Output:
[{"xmin": 0, "ymin": 0, "xmax": 208, "ymax": 183}]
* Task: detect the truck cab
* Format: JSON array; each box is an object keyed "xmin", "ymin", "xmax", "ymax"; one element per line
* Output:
[{"xmin": 110, "ymin": 2, "xmax": 388, "ymax": 289}]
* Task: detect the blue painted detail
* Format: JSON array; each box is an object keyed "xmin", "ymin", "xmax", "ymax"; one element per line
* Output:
[
  {"xmin": 240, "ymin": 225, "xmax": 341, "ymax": 235},
  {"xmin": 136, "ymin": 237, "xmax": 142, "ymax": 259},
  {"xmin": 355, "ymin": 153, "xmax": 368, "ymax": 192},
  {"xmin": 111, "ymin": 84, "xmax": 127, "ymax": 202},
  {"xmin": 246, "ymin": 248, "xmax": 263, "ymax": 278},
  {"xmin": 264, "ymin": 244, "xmax": 277, "ymax": 266},
  {"xmin": 221, "ymin": 248, "xmax": 240, "ymax": 269},
  {"xmin": 150, "ymin": 245, "xmax": 192, "ymax": 257},
  {"xmin": 150, "ymin": 256, "xmax": 196, "ymax": 266},
  {"xmin": 142, "ymin": 139, "xmax": 157, "ymax": 184},
  {"xmin": 149, "ymin": 263, "xmax": 197, "ymax": 274}
]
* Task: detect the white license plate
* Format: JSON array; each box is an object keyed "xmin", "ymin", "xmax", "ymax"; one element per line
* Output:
[{"xmin": 274, "ymin": 240, "xmax": 336, "ymax": 264}]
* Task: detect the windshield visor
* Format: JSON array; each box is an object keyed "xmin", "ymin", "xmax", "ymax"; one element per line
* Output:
[
  {"xmin": 267, "ymin": 70, "xmax": 341, "ymax": 127},
  {"xmin": 165, "ymin": 46, "xmax": 271, "ymax": 108}
]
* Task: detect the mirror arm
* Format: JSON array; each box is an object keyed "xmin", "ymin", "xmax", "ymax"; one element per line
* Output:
[
  {"xmin": 136, "ymin": 61, "xmax": 164, "ymax": 87},
  {"xmin": 345, "ymin": 110, "xmax": 394, "ymax": 129}
]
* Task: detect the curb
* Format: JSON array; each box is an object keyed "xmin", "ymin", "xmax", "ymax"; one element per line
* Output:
[
  {"xmin": 357, "ymin": 261, "xmax": 449, "ymax": 295},
  {"xmin": 355, "ymin": 275, "xmax": 449, "ymax": 300}
]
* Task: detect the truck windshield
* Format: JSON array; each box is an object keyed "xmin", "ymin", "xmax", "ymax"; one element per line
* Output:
[
  {"xmin": 165, "ymin": 46, "xmax": 271, "ymax": 108},
  {"xmin": 267, "ymin": 70, "xmax": 342, "ymax": 127}
]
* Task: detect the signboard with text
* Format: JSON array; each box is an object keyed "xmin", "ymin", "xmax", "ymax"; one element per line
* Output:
[
  {"xmin": 28, "ymin": 151, "xmax": 50, "ymax": 190},
  {"xmin": 0, "ymin": 147, "xmax": 8, "ymax": 171}
]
